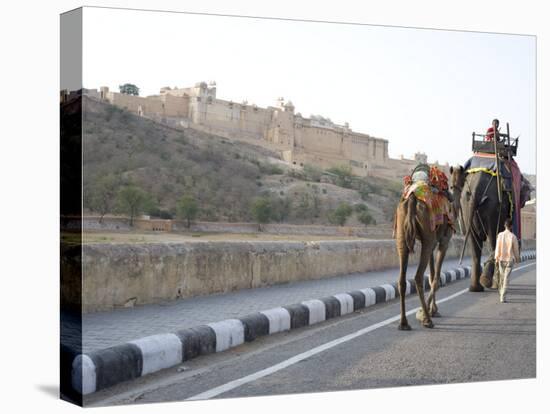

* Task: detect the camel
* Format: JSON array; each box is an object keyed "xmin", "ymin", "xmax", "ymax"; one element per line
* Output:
[{"xmin": 394, "ymin": 182, "xmax": 454, "ymax": 330}]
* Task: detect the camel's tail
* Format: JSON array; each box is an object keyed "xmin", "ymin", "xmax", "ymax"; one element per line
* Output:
[{"xmin": 403, "ymin": 194, "xmax": 417, "ymax": 253}]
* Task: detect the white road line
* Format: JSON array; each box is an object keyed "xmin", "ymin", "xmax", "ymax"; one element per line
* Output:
[{"xmin": 187, "ymin": 261, "xmax": 535, "ymax": 401}]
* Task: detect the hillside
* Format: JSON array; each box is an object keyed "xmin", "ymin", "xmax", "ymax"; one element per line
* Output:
[{"xmin": 81, "ymin": 96, "xmax": 401, "ymax": 225}]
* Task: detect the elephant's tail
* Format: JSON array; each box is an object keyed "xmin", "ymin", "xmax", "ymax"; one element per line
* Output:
[{"xmin": 403, "ymin": 194, "xmax": 417, "ymax": 253}]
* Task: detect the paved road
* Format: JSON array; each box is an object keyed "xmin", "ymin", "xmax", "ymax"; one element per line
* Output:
[
  {"xmin": 85, "ymin": 260, "xmax": 536, "ymax": 407},
  {"xmin": 77, "ymin": 256, "xmax": 482, "ymax": 352}
]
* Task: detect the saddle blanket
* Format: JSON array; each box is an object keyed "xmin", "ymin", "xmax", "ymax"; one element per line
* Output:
[{"xmin": 403, "ymin": 180, "xmax": 454, "ymax": 231}]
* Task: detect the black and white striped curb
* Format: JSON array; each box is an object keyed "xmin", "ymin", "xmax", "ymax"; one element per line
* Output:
[{"xmin": 70, "ymin": 251, "xmax": 536, "ymax": 395}]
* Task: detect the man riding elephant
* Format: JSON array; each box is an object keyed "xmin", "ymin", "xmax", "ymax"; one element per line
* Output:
[{"xmin": 485, "ymin": 118, "xmax": 501, "ymax": 142}]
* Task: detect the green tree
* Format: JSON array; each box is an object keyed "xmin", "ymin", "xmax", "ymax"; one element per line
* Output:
[
  {"xmin": 357, "ymin": 182, "xmax": 371, "ymax": 200},
  {"xmin": 90, "ymin": 174, "xmax": 118, "ymax": 223},
  {"xmin": 270, "ymin": 196, "xmax": 291, "ymax": 223},
  {"xmin": 327, "ymin": 164, "xmax": 353, "ymax": 188},
  {"xmin": 303, "ymin": 164, "xmax": 322, "ymax": 182},
  {"xmin": 251, "ymin": 197, "xmax": 272, "ymax": 230},
  {"xmin": 328, "ymin": 202, "xmax": 353, "ymax": 226},
  {"xmin": 119, "ymin": 83, "xmax": 140, "ymax": 96},
  {"xmin": 176, "ymin": 195, "xmax": 199, "ymax": 228},
  {"xmin": 116, "ymin": 185, "xmax": 150, "ymax": 226},
  {"xmin": 358, "ymin": 210, "xmax": 376, "ymax": 226}
]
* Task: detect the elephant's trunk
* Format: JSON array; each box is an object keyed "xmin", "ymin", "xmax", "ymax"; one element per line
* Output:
[{"xmin": 404, "ymin": 194, "xmax": 417, "ymax": 253}]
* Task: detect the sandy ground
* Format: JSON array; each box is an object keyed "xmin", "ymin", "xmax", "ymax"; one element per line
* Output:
[{"xmin": 71, "ymin": 230, "xmax": 390, "ymax": 244}]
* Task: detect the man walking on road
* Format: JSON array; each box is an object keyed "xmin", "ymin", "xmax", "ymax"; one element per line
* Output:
[{"xmin": 495, "ymin": 218, "xmax": 521, "ymax": 303}]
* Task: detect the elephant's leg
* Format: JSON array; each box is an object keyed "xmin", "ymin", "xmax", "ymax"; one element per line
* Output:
[
  {"xmin": 414, "ymin": 242, "xmax": 434, "ymax": 328},
  {"xmin": 481, "ymin": 221, "xmax": 498, "ymax": 289},
  {"xmin": 397, "ymin": 244, "xmax": 411, "ymax": 331},
  {"xmin": 469, "ymin": 233, "xmax": 484, "ymax": 292}
]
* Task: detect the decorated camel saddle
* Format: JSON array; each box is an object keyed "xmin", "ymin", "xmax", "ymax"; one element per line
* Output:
[{"xmin": 402, "ymin": 164, "xmax": 454, "ymax": 231}]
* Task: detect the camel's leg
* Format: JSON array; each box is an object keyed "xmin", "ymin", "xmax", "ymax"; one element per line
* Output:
[
  {"xmin": 397, "ymin": 245, "xmax": 411, "ymax": 331},
  {"xmin": 395, "ymin": 203, "xmax": 412, "ymax": 331},
  {"xmin": 426, "ymin": 252, "xmax": 437, "ymax": 316},
  {"xmin": 469, "ymin": 232, "xmax": 484, "ymax": 292},
  {"xmin": 427, "ymin": 253, "xmax": 439, "ymax": 317},
  {"xmin": 429, "ymin": 236, "xmax": 450, "ymax": 316},
  {"xmin": 414, "ymin": 242, "xmax": 434, "ymax": 328}
]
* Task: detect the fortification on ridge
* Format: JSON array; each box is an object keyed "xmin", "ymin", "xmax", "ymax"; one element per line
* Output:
[{"xmin": 77, "ymin": 81, "xmax": 437, "ymax": 179}]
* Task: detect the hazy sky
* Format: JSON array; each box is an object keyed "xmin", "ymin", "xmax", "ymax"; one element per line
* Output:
[{"xmin": 83, "ymin": 7, "xmax": 536, "ymax": 174}]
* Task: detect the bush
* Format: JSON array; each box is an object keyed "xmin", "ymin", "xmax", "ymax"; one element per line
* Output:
[
  {"xmin": 326, "ymin": 165, "xmax": 353, "ymax": 188},
  {"xmin": 251, "ymin": 197, "xmax": 272, "ymax": 228},
  {"xmin": 104, "ymin": 104, "xmax": 121, "ymax": 121},
  {"xmin": 116, "ymin": 184, "xmax": 152, "ymax": 226},
  {"xmin": 148, "ymin": 207, "xmax": 173, "ymax": 220},
  {"xmin": 358, "ymin": 210, "xmax": 376, "ymax": 226},
  {"xmin": 88, "ymin": 173, "xmax": 119, "ymax": 221},
  {"xmin": 328, "ymin": 202, "xmax": 353, "ymax": 226},
  {"xmin": 303, "ymin": 164, "xmax": 322, "ymax": 182},
  {"xmin": 176, "ymin": 195, "xmax": 199, "ymax": 228},
  {"xmin": 270, "ymin": 196, "xmax": 291, "ymax": 223},
  {"xmin": 259, "ymin": 163, "xmax": 284, "ymax": 175},
  {"xmin": 293, "ymin": 188, "xmax": 321, "ymax": 221},
  {"xmin": 287, "ymin": 169, "xmax": 306, "ymax": 180}
]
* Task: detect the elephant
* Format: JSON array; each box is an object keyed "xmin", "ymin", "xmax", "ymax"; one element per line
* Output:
[
  {"xmin": 394, "ymin": 190, "xmax": 454, "ymax": 330},
  {"xmin": 449, "ymin": 165, "xmax": 512, "ymax": 291}
]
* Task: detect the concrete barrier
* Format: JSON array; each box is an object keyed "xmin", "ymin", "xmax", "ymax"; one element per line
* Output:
[{"xmin": 61, "ymin": 238, "xmax": 535, "ymax": 313}]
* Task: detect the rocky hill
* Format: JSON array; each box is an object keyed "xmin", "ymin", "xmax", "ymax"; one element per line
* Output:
[{"xmin": 80, "ymin": 96, "xmax": 402, "ymax": 225}]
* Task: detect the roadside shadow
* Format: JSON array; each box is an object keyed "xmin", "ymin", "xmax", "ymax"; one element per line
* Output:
[
  {"xmin": 433, "ymin": 326, "xmax": 535, "ymax": 335},
  {"xmin": 445, "ymin": 316, "xmax": 534, "ymax": 322},
  {"xmin": 505, "ymin": 298, "xmax": 535, "ymax": 304},
  {"xmin": 433, "ymin": 315, "xmax": 536, "ymax": 335},
  {"xmin": 35, "ymin": 384, "xmax": 59, "ymax": 399},
  {"xmin": 507, "ymin": 284, "xmax": 536, "ymax": 292}
]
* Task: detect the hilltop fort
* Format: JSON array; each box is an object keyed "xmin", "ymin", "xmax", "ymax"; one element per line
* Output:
[{"xmin": 71, "ymin": 81, "xmax": 438, "ymax": 180}]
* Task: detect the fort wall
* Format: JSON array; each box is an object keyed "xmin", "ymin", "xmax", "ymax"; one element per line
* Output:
[{"xmin": 91, "ymin": 82, "xmax": 397, "ymax": 177}]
